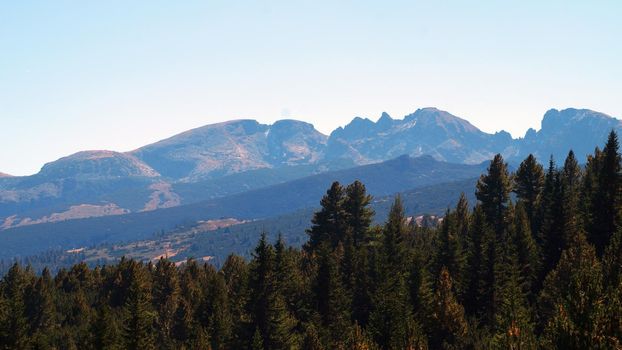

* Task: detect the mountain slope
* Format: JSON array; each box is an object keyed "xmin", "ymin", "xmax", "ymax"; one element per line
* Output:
[
  {"xmin": 131, "ymin": 119, "xmax": 328, "ymax": 181},
  {"xmin": 0, "ymin": 155, "xmax": 486, "ymax": 258}
]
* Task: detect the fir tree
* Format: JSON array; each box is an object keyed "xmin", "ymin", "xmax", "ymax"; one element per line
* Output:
[
  {"xmin": 152, "ymin": 258, "xmax": 180, "ymax": 349},
  {"xmin": 513, "ymin": 154, "xmax": 545, "ymax": 233},
  {"xmin": 91, "ymin": 305, "xmax": 122, "ymax": 350},
  {"xmin": 539, "ymin": 233, "xmax": 606, "ymax": 348},
  {"xmin": 560, "ymin": 150, "xmax": 584, "ymax": 248},
  {"xmin": 305, "ymin": 181, "xmax": 349, "ymax": 254},
  {"xmin": 0, "ymin": 263, "xmax": 31, "ymax": 349},
  {"xmin": 591, "ymin": 130, "xmax": 622, "ymax": 255},
  {"xmin": 476, "ymin": 154, "xmax": 512, "ymax": 234},
  {"xmin": 429, "ymin": 268, "xmax": 467, "ymax": 349},
  {"xmin": 122, "ymin": 262, "xmax": 156, "ymax": 350},
  {"xmin": 511, "ymin": 203, "xmax": 540, "ymax": 301},
  {"xmin": 538, "ymin": 158, "xmax": 564, "ymax": 276},
  {"xmin": 344, "ymin": 180, "xmax": 375, "ymax": 247},
  {"xmin": 463, "ymin": 206, "xmax": 490, "ymax": 317}
]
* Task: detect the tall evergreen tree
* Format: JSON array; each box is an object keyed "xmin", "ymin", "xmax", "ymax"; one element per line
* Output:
[
  {"xmin": 463, "ymin": 206, "xmax": 490, "ymax": 317},
  {"xmin": 539, "ymin": 233, "xmax": 606, "ymax": 348},
  {"xmin": 152, "ymin": 258, "xmax": 180, "ymax": 349},
  {"xmin": 560, "ymin": 150, "xmax": 584, "ymax": 247},
  {"xmin": 538, "ymin": 158, "xmax": 564, "ymax": 276},
  {"xmin": 476, "ymin": 154, "xmax": 512, "ymax": 234},
  {"xmin": 511, "ymin": 203, "xmax": 540, "ymax": 301},
  {"xmin": 247, "ymin": 233, "xmax": 294, "ymax": 349},
  {"xmin": 91, "ymin": 305, "xmax": 122, "ymax": 350},
  {"xmin": 344, "ymin": 180, "xmax": 375, "ymax": 247},
  {"xmin": 0, "ymin": 263, "xmax": 31, "ymax": 349},
  {"xmin": 492, "ymin": 213, "xmax": 537, "ymax": 350},
  {"xmin": 591, "ymin": 130, "xmax": 622, "ymax": 255},
  {"xmin": 429, "ymin": 268, "xmax": 467, "ymax": 349},
  {"xmin": 312, "ymin": 243, "xmax": 350, "ymax": 346},
  {"xmin": 203, "ymin": 268, "xmax": 232, "ymax": 350},
  {"xmin": 122, "ymin": 262, "xmax": 156, "ymax": 350},
  {"xmin": 513, "ymin": 154, "xmax": 545, "ymax": 233},
  {"xmin": 305, "ymin": 181, "xmax": 349, "ymax": 254}
]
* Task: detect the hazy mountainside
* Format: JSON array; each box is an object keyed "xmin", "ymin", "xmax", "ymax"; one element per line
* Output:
[
  {"xmin": 326, "ymin": 108, "xmax": 515, "ymax": 164},
  {"xmin": 0, "ymin": 151, "xmax": 168, "ymax": 229},
  {"xmin": 0, "ymin": 155, "xmax": 485, "ymax": 259},
  {"xmin": 515, "ymin": 108, "xmax": 622, "ymax": 161},
  {"xmin": 0, "ymin": 107, "xmax": 619, "ymax": 230},
  {"xmin": 131, "ymin": 119, "xmax": 328, "ymax": 181},
  {"xmin": 1, "ymin": 177, "xmax": 477, "ymax": 272},
  {"xmin": 0, "ymin": 172, "xmax": 12, "ymax": 177}
]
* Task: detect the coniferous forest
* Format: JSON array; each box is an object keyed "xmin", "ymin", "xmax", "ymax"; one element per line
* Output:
[{"xmin": 3, "ymin": 132, "xmax": 622, "ymax": 349}]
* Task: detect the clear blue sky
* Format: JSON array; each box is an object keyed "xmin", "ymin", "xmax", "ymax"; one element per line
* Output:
[{"xmin": 1, "ymin": 1, "xmax": 621, "ymax": 176}]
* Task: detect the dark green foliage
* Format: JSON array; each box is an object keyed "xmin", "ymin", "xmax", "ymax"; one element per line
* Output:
[
  {"xmin": 476, "ymin": 153, "xmax": 511, "ymax": 233},
  {"xmin": 589, "ymin": 130, "xmax": 622, "ymax": 256},
  {"xmin": 514, "ymin": 154, "xmax": 545, "ymax": 232},
  {"xmin": 2, "ymin": 135, "xmax": 622, "ymax": 348},
  {"xmin": 305, "ymin": 181, "xmax": 349, "ymax": 254}
]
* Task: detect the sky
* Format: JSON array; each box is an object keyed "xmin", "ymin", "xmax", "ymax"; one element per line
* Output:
[{"xmin": 1, "ymin": 1, "xmax": 621, "ymax": 176}]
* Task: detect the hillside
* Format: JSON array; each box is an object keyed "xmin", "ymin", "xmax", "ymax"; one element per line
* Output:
[
  {"xmin": 1, "ymin": 177, "xmax": 477, "ymax": 271},
  {"xmin": 0, "ymin": 156, "xmax": 485, "ymax": 259}
]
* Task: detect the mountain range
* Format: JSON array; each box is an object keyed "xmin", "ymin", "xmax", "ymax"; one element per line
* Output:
[{"xmin": 0, "ymin": 107, "xmax": 620, "ymax": 231}]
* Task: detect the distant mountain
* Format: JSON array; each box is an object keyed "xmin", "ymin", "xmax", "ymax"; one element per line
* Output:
[
  {"xmin": 0, "ymin": 173, "xmax": 12, "ymax": 178},
  {"xmin": 514, "ymin": 108, "xmax": 622, "ymax": 162},
  {"xmin": 0, "ymin": 155, "xmax": 486, "ymax": 259},
  {"xmin": 1, "ymin": 107, "xmax": 619, "ymax": 230},
  {"xmin": 326, "ymin": 108, "xmax": 515, "ymax": 164},
  {"xmin": 131, "ymin": 119, "xmax": 328, "ymax": 181}
]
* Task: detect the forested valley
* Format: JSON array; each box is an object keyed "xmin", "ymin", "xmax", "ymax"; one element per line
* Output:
[{"xmin": 2, "ymin": 132, "xmax": 622, "ymax": 349}]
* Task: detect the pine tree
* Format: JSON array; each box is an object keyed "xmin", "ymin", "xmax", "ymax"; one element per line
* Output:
[
  {"xmin": 91, "ymin": 305, "xmax": 122, "ymax": 350},
  {"xmin": 560, "ymin": 150, "xmax": 584, "ymax": 248},
  {"xmin": 312, "ymin": 243, "xmax": 350, "ymax": 345},
  {"xmin": 368, "ymin": 196, "xmax": 416, "ymax": 349},
  {"xmin": 538, "ymin": 157, "xmax": 564, "ymax": 276},
  {"xmin": 590, "ymin": 130, "xmax": 622, "ymax": 255},
  {"xmin": 172, "ymin": 299, "xmax": 199, "ymax": 347},
  {"xmin": 152, "ymin": 258, "xmax": 180, "ymax": 349},
  {"xmin": 511, "ymin": 203, "xmax": 540, "ymax": 301},
  {"xmin": 430, "ymin": 210, "xmax": 460, "ymax": 288},
  {"xmin": 305, "ymin": 181, "xmax": 349, "ymax": 254},
  {"xmin": 28, "ymin": 268, "xmax": 58, "ymax": 348},
  {"xmin": 429, "ymin": 268, "xmax": 467, "ymax": 349},
  {"xmin": 492, "ymin": 217, "xmax": 537, "ymax": 350},
  {"xmin": 247, "ymin": 233, "xmax": 295, "ymax": 349},
  {"xmin": 203, "ymin": 270, "xmax": 232, "ymax": 350},
  {"xmin": 344, "ymin": 180, "xmax": 375, "ymax": 247},
  {"xmin": 463, "ymin": 206, "xmax": 490, "ymax": 317},
  {"xmin": 476, "ymin": 154, "xmax": 512, "ymax": 234},
  {"xmin": 122, "ymin": 262, "xmax": 156, "ymax": 350},
  {"xmin": 453, "ymin": 193, "xmax": 470, "ymax": 296},
  {"xmin": 382, "ymin": 196, "xmax": 409, "ymax": 272},
  {"xmin": 274, "ymin": 234, "xmax": 305, "ymax": 329},
  {"xmin": 539, "ymin": 233, "xmax": 606, "ymax": 348},
  {"xmin": 220, "ymin": 254, "xmax": 249, "ymax": 348},
  {"xmin": 0, "ymin": 263, "xmax": 32, "ymax": 349},
  {"xmin": 513, "ymin": 154, "xmax": 545, "ymax": 233}
]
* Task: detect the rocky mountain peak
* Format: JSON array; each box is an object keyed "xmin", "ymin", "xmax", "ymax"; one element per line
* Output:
[{"xmin": 39, "ymin": 151, "xmax": 159, "ymax": 179}]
